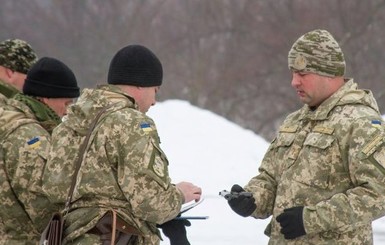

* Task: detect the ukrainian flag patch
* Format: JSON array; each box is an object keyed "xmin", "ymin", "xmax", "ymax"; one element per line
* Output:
[
  {"xmin": 372, "ymin": 120, "xmax": 382, "ymax": 129},
  {"xmin": 140, "ymin": 122, "xmax": 152, "ymax": 133},
  {"xmin": 27, "ymin": 137, "xmax": 41, "ymax": 149}
]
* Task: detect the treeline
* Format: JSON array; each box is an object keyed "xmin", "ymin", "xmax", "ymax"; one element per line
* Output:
[{"xmin": 2, "ymin": 0, "xmax": 385, "ymax": 140}]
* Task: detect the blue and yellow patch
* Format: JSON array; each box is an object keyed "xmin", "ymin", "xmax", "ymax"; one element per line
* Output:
[
  {"xmin": 27, "ymin": 137, "xmax": 41, "ymax": 149},
  {"xmin": 371, "ymin": 120, "xmax": 382, "ymax": 129},
  {"xmin": 140, "ymin": 122, "xmax": 152, "ymax": 133}
]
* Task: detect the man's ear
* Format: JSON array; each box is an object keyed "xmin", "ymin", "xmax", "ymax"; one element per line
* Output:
[{"xmin": 39, "ymin": 97, "xmax": 50, "ymax": 104}]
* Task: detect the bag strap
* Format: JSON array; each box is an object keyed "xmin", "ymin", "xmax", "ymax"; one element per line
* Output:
[
  {"xmin": 110, "ymin": 210, "xmax": 117, "ymax": 245},
  {"xmin": 64, "ymin": 104, "xmax": 116, "ymax": 213}
]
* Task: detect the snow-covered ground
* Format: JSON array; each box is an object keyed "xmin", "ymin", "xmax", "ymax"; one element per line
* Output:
[{"xmin": 148, "ymin": 100, "xmax": 385, "ymax": 244}]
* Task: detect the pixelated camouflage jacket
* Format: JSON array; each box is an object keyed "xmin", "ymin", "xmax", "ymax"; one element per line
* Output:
[
  {"xmin": 245, "ymin": 79, "xmax": 385, "ymax": 245},
  {"xmin": 43, "ymin": 85, "xmax": 183, "ymax": 245},
  {"xmin": 0, "ymin": 96, "xmax": 60, "ymax": 244}
]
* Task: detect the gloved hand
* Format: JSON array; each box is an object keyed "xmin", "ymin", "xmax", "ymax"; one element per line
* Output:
[
  {"xmin": 276, "ymin": 206, "xmax": 306, "ymax": 240},
  {"xmin": 228, "ymin": 184, "xmax": 256, "ymax": 217},
  {"xmin": 158, "ymin": 219, "xmax": 191, "ymax": 245}
]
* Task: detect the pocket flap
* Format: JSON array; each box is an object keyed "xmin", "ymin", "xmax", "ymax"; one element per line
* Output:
[
  {"xmin": 275, "ymin": 133, "xmax": 296, "ymax": 147},
  {"xmin": 304, "ymin": 132, "xmax": 335, "ymax": 149}
]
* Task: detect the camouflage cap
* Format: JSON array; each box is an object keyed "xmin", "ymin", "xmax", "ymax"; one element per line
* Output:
[
  {"xmin": 288, "ymin": 29, "xmax": 345, "ymax": 77},
  {"xmin": 0, "ymin": 38, "xmax": 38, "ymax": 74}
]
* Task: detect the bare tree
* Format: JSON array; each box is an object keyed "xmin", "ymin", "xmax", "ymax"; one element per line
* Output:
[{"xmin": 2, "ymin": 0, "xmax": 385, "ymax": 140}]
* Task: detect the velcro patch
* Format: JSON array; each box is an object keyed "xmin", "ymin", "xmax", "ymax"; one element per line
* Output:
[
  {"xmin": 279, "ymin": 125, "xmax": 298, "ymax": 133},
  {"xmin": 362, "ymin": 134, "xmax": 384, "ymax": 156}
]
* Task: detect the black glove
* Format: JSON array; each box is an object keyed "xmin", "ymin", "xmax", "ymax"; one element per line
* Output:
[
  {"xmin": 276, "ymin": 206, "xmax": 306, "ymax": 240},
  {"xmin": 158, "ymin": 219, "xmax": 191, "ymax": 245},
  {"xmin": 228, "ymin": 184, "xmax": 256, "ymax": 217}
]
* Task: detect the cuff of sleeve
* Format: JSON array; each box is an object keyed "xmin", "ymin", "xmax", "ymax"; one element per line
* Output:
[
  {"xmin": 174, "ymin": 184, "xmax": 185, "ymax": 204},
  {"xmin": 303, "ymin": 206, "xmax": 321, "ymax": 235}
]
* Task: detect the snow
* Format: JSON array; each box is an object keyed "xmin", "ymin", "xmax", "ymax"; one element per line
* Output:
[{"xmin": 147, "ymin": 99, "xmax": 385, "ymax": 245}]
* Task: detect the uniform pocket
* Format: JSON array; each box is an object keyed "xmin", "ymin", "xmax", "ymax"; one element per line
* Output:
[
  {"xmin": 140, "ymin": 138, "xmax": 170, "ymax": 190},
  {"xmin": 304, "ymin": 132, "xmax": 335, "ymax": 150},
  {"xmin": 275, "ymin": 132, "xmax": 296, "ymax": 148},
  {"xmin": 273, "ymin": 132, "xmax": 297, "ymax": 169},
  {"xmin": 373, "ymin": 147, "xmax": 385, "ymax": 171},
  {"xmin": 292, "ymin": 132, "xmax": 341, "ymax": 190}
]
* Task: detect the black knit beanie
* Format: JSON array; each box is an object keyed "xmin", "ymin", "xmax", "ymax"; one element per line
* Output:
[
  {"xmin": 23, "ymin": 57, "xmax": 80, "ymax": 98},
  {"xmin": 107, "ymin": 44, "xmax": 163, "ymax": 87}
]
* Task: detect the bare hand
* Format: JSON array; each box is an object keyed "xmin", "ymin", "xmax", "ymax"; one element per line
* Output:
[{"xmin": 176, "ymin": 182, "xmax": 202, "ymax": 203}]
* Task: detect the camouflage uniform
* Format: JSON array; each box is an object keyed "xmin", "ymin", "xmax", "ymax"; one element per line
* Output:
[
  {"xmin": 43, "ymin": 85, "xmax": 183, "ymax": 245},
  {"xmin": 0, "ymin": 94, "xmax": 60, "ymax": 244},
  {"xmin": 244, "ymin": 30, "xmax": 385, "ymax": 244}
]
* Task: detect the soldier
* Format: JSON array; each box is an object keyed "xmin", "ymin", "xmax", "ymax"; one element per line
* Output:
[
  {"xmin": 42, "ymin": 44, "xmax": 202, "ymax": 245},
  {"xmin": 226, "ymin": 29, "xmax": 385, "ymax": 244},
  {"xmin": 0, "ymin": 38, "xmax": 38, "ymax": 104},
  {"xmin": 0, "ymin": 57, "xmax": 80, "ymax": 244}
]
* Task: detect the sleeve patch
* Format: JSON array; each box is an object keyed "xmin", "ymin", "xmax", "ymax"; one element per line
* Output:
[
  {"xmin": 27, "ymin": 137, "xmax": 41, "ymax": 149},
  {"xmin": 140, "ymin": 122, "xmax": 153, "ymax": 133},
  {"xmin": 153, "ymin": 155, "xmax": 165, "ymax": 177},
  {"xmin": 371, "ymin": 120, "xmax": 382, "ymax": 129}
]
